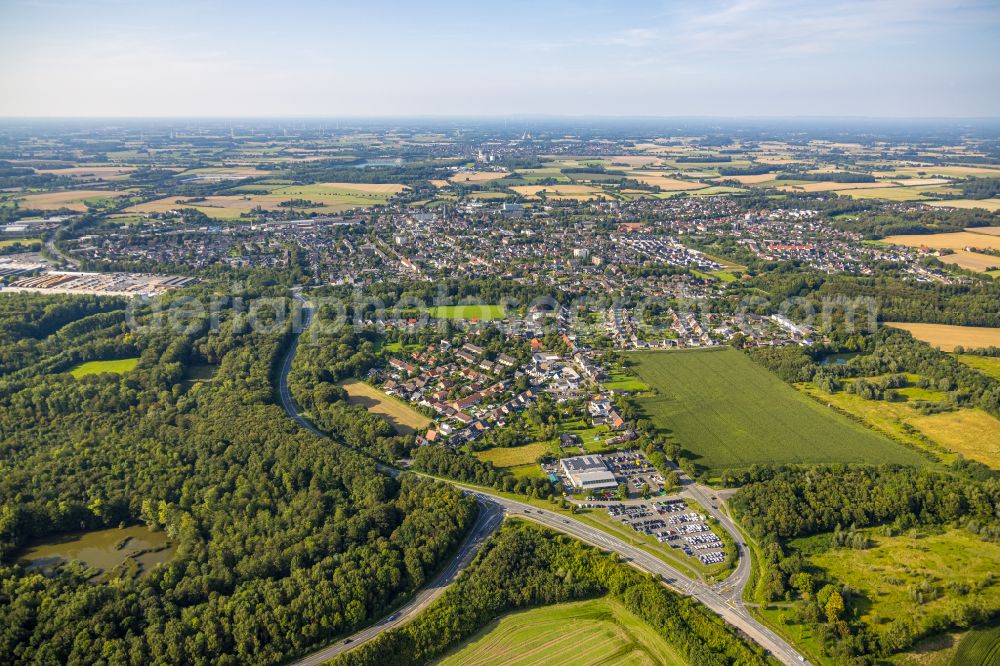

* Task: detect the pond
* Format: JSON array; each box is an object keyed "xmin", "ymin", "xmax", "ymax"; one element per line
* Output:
[
  {"xmin": 17, "ymin": 525, "xmax": 176, "ymax": 582},
  {"xmin": 818, "ymin": 352, "xmax": 860, "ymax": 366}
]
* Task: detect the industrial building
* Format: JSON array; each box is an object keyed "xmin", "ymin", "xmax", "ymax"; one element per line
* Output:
[{"xmin": 559, "ymin": 454, "xmax": 618, "ymax": 490}]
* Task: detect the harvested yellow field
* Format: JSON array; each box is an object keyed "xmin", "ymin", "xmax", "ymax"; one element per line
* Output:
[
  {"xmin": 510, "ymin": 184, "xmax": 611, "ymax": 200},
  {"xmin": 429, "ymin": 179, "xmax": 451, "ymax": 188},
  {"xmin": 339, "ymin": 379, "xmax": 431, "ymax": 435},
  {"xmin": 449, "ymin": 171, "xmax": 510, "ymax": 184},
  {"xmin": 626, "ymin": 172, "xmax": 707, "ymax": 190},
  {"xmin": 883, "ymin": 232, "xmax": 1000, "ymax": 251},
  {"xmin": 295, "ymin": 182, "xmax": 407, "ymax": 194},
  {"xmin": 926, "ymin": 199, "xmax": 1000, "ymax": 212},
  {"xmin": 969, "ymin": 226, "xmax": 1000, "ymax": 236},
  {"xmin": 909, "ymin": 409, "xmax": 1000, "ymax": 468},
  {"xmin": 19, "ymin": 189, "xmax": 125, "ymax": 211},
  {"xmin": 35, "ymin": 166, "xmax": 136, "ymax": 180},
  {"xmin": 714, "ymin": 173, "xmax": 775, "ymax": 184},
  {"xmin": 937, "ymin": 250, "xmax": 1000, "ymax": 272},
  {"xmin": 127, "ymin": 196, "xmax": 261, "ymax": 219},
  {"xmin": 885, "ymin": 322, "xmax": 1000, "ymax": 351},
  {"xmin": 605, "ymin": 155, "xmax": 665, "ymax": 167},
  {"xmin": 888, "ymin": 177, "xmax": 952, "ymax": 186},
  {"xmin": 895, "ymin": 166, "xmax": 1000, "ymax": 178},
  {"xmin": 779, "ymin": 181, "xmax": 890, "ymax": 192}
]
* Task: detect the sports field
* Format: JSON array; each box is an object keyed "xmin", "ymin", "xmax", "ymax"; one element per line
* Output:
[
  {"xmin": 428, "ymin": 304, "xmax": 506, "ymax": 320},
  {"xmin": 884, "ymin": 322, "xmax": 1000, "ymax": 351},
  {"xmin": 436, "ymin": 597, "xmax": 685, "ymax": 666},
  {"xmin": 70, "ymin": 358, "xmax": 139, "ymax": 378},
  {"xmin": 339, "ymin": 378, "xmax": 431, "ymax": 435},
  {"xmin": 626, "ymin": 348, "xmax": 923, "ymax": 472}
]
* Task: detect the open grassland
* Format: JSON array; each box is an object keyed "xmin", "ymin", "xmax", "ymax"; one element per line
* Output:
[
  {"xmin": 19, "ymin": 189, "xmax": 125, "ymax": 211},
  {"xmin": 627, "ymin": 349, "xmax": 923, "ymax": 473},
  {"xmin": 428, "ymin": 304, "xmax": 506, "ymax": 320},
  {"xmin": 951, "ymin": 623, "xmax": 1000, "ymax": 666},
  {"xmin": 885, "ymin": 322, "xmax": 1000, "ymax": 351},
  {"xmin": 70, "ymin": 358, "xmax": 139, "ymax": 378},
  {"xmin": 832, "ymin": 186, "xmax": 948, "ymax": 201},
  {"xmin": 449, "ymin": 170, "xmax": 510, "ymax": 184},
  {"xmin": 602, "ymin": 370, "xmax": 650, "ymax": 392},
  {"xmin": 908, "ymin": 409, "xmax": 1000, "ymax": 468},
  {"xmin": 955, "ymin": 354, "xmax": 1000, "ymax": 380},
  {"xmin": 435, "ymin": 597, "xmax": 685, "ymax": 666},
  {"xmin": 475, "ymin": 442, "xmax": 551, "ymax": 468},
  {"xmin": 806, "ymin": 529, "xmax": 1000, "ymax": 639},
  {"xmin": 883, "ymin": 231, "xmax": 1000, "ymax": 252},
  {"xmin": 795, "ymin": 379, "xmax": 995, "ymax": 466},
  {"xmin": 339, "ymin": 378, "xmax": 431, "ymax": 435},
  {"xmin": 0, "ymin": 238, "xmax": 40, "ymax": 248}
]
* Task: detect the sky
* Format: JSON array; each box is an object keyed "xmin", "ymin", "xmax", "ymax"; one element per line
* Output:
[{"xmin": 1, "ymin": 0, "xmax": 999, "ymax": 118}]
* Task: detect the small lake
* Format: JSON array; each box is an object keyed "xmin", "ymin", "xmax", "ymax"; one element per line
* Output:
[
  {"xmin": 819, "ymin": 352, "xmax": 859, "ymax": 366},
  {"xmin": 17, "ymin": 525, "xmax": 175, "ymax": 582}
]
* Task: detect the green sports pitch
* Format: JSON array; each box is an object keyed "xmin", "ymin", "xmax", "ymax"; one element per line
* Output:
[{"xmin": 626, "ymin": 348, "xmax": 925, "ymax": 473}]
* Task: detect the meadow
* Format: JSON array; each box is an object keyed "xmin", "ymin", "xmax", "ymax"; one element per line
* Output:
[
  {"xmin": 428, "ymin": 304, "xmax": 506, "ymax": 320},
  {"xmin": 435, "ymin": 597, "xmax": 685, "ymax": 666},
  {"xmin": 69, "ymin": 358, "xmax": 139, "ymax": 378},
  {"xmin": 626, "ymin": 348, "xmax": 923, "ymax": 473},
  {"xmin": 956, "ymin": 354, "xmax": 1000, "ymax": 380},
  {"xmin": 339, "ymin": 379, "xmax": 431, "ymax": 435},
  {"xmin": 804, "ymin": 528, "xmax": 1000, "ymax": 640},
  {"xmin": 475, "ymin": 442, "xmax": 551, "ymax": 468},
  {"xmin": 884, "ymin": 322, "xmax": 1000, "ymax": 351}
]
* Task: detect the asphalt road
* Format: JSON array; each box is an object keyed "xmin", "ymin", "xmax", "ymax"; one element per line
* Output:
[
  {"xmin": 278, "ymin": 294, "xmax": 809, "ymax": 666},
  {"xmin": 288, "ymin": 496, "xmax": 505, "ymax": 666}
]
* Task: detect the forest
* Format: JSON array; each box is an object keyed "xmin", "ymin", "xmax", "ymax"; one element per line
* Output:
[
  {"xmin": 0, "ymin": 290, "xmax": 476, "ymax": 664},
  {"xmin": 331, "ymin": 521, "xmax": 766, "ymax": 666}
]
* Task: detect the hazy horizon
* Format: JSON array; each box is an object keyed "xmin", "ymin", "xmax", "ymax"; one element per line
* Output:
[{"xmin": 2, "ymin": 0, "xmax": 999, "ymax": 118}]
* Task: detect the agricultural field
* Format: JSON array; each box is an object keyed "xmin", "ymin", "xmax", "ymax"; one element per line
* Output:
[
  {"xmin": 950, "ymin": 623, "xmax": 1000, "ymax": 666},
  {"xmin": 18, "ymin": 189, "xmax": 127, "ymax": 211},
  {"xmin": 0, "ymin": 238, "xmax": 41, "ymax": 248},
  {"xmin": 627, "ymin": 348, "xmax": 924, "ymax": 473},
  {"xmin": 509, "ymin": 184, "xmax": 612, "ymax": 200},
  {"xmin": 882, "ymin": 230, "xmax": 1000, "ymax": 252},
  {"xmin": 802, "ymin": 528, "xmax": 1000, "ymax": 642},
  {"xmin": 436, "ymin": 597, "xmax": 685, "ymax": 666},
  {"xmin": 428, "ymin": 304, "xmax": 506, "ymax": 320},
  {"xmin": 338, "ymin": 378, "xmax": 431, "ymax": 435},
  {"xmin": 34, "ymin": 165, "xmax": 137, "ymax": 180},
  {"xmin": 126, "ymin": 182, "xmax": 406, "ymax": 219},
  {"xmin": 449, "ymin": 170, "xmax": 510, "ymax": 184},
  {"xmin": 69, "ymin": 358, "xmax": 139, "ymax": 378},
  {"xmin": 936, "ymin": 249, "xmax": 1000, "ymax": 273},
  {"xmin": 884, "ymin": 322, "xmax": 1000, "ymax": 351},
  {"xmin": 927, "ymin": 199, "xmax": 1000, "ymax": 212}
]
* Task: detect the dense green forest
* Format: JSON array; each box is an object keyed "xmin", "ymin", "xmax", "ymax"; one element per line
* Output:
[
  {"xmin": 0, "ymin": 290, "xmax": 475, "ymax": 664},
  {"xmin": 332, "ymin": 521, "xmax": 767, "ymax": 666}
]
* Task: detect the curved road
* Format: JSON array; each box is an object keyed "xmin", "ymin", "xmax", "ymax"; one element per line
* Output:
[{"xmin": 278, "ymin": 296, "xmax": 808, "ymax": 666}]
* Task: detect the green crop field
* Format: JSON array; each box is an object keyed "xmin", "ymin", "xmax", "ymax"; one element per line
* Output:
[
  {"xmin": 428, "ymin": 304, "xmax": 506, "ymax": 320},
  {"xmin": 70, "ymin": 358, "xmax": 139, "ymax": 378},
  {"xmin": 435, "ymin": 597, "xmax": 685, "ymax": 666},
  {"xmin": 626, "ymin": 348, "xmax": 924, "ymax": 472},
  {"xmin": 952, "ymin": 623, "xmax": 1000, "ymax": 665}
]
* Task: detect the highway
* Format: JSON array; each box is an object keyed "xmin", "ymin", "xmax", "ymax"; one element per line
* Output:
[{"xmin": 277, "ymin": 295, "xmax": 808, "ymax": 666}]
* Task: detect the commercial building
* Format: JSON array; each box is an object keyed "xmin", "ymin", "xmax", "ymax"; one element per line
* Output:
[{"xmin": 560, "ymin": 454, "xmax": 618, "ymax": 490}]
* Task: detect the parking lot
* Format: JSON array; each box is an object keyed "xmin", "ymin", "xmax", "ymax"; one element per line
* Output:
[
  {"xmin": 585, "ymin": 497, "xmax": 726, "ymax": 566},
  {"xmin": 603, "ymin": 452, "xmax": 665, "ymax": 495}
]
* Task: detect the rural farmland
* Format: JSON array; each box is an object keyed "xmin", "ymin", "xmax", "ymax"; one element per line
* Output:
[
  {"xmin": 339, "ymin": 378, "xmax": 431, "ymax": 435},
  {"xmin": 626, "ymin": 348, "xmax": 924, "ymax": 473}
]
